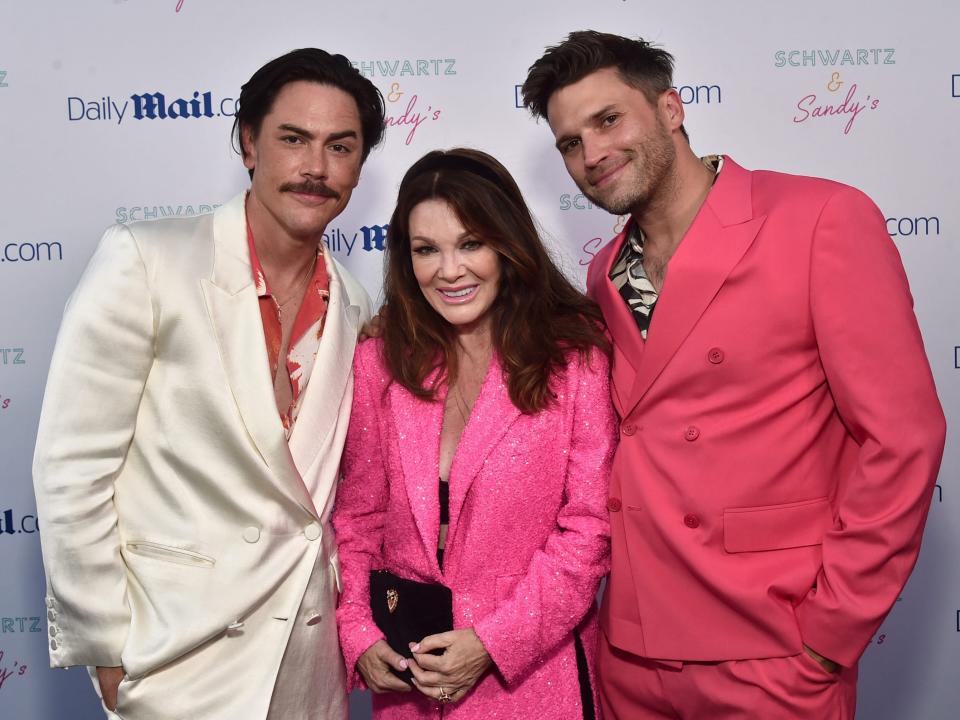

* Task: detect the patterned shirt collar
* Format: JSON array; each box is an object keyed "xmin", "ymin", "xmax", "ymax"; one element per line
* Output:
[{"xmin": 245, "ymin": 216, "xmax": 331, "ymax": 436}]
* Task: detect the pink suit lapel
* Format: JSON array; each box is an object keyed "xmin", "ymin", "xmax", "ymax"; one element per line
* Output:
[
  {"xmin": 622, "ymin": 157, "xmax": 766, "ymax": 419},
  {"xmin": 588, "ymin": 224, "xmax": 641, "ymax": 418}
]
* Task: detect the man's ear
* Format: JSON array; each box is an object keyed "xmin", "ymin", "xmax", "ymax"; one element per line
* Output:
[
  {"xmin": 240, "ymin": 123, "xmax": 257, "ymax": 171},
  {"xmin": 659, "ymin": 89, "xmax": 686, "ymax": 134}
]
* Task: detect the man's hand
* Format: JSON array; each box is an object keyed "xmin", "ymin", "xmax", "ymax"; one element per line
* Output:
[
  {"xmin": 96, "ymin": 665, "xmax": 125, "ymax": 711},
  {"xmin": 357, "ymin": 640, "xmax": 414, "ymax": 694},
  {"xmin": 408, "ymin": 628, "xmax": 492, "ymax": 704},
  {"xmin": 803, "ymin": 644, "xmax": 839, "ymax": 674}
]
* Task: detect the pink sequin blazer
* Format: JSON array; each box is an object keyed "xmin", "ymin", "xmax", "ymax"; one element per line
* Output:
[{"xmin": 334, "ymin": 339, "xmax": 617, "ymax": 719}]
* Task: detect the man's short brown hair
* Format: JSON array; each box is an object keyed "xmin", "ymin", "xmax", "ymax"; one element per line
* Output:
[{"xmin": 522, "ymin": 30, "xmax": 686, "ymax": 138}]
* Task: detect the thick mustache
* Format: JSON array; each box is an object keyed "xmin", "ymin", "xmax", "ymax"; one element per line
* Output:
[{"xmin": 280, "ymin": 181, "xmax": 341, "ymax": 199}]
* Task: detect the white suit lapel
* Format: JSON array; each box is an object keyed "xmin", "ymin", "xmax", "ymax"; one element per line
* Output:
[
  {"xmin": 200, "ymin": 194, "xmax": 316, "ymax": 517},
  {"xmin": 287, "ymin": 253, "xmax": 361, "ymax": 480}
]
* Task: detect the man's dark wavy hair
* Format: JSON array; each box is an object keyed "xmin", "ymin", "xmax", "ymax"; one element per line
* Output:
[
  {"xmin": 232, "ymin": 48, "xmax": 385, "ymax": 178},
  {"xmin": 522, "ymin": 30, "xmax": 688, "ymax": 139}
]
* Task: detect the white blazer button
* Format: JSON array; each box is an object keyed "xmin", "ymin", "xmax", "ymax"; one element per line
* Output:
[
  {"xmin": 304, "ymin": 523, "xmax": 321, "ymax": 541},
  {"xmin": 242, "ymin": 526, "xmax": 261, "ymax": 543},
  {"xmin": 227, "ymin": 621, "xmax": 245, "ymax": 631},
  {"xmin": 306, "ymin": 612, "xmax": 322, "ymax": 626}
]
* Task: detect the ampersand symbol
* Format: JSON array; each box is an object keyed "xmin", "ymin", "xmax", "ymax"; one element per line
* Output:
[
  {"xmin": 827, "ymin": 72, "xmax": 843, "ymax": 92},
  {"xmin": 613, "ymin": 215, "xmax": 628, "ymax": 234},
  {"xmin": 387, "ymin": 83, "xmax": 403, "ymax": 103}
]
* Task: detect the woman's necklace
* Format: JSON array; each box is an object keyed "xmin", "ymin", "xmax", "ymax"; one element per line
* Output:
[
  {"xmin": 451, "ymin": 383, "xmax": 472, "ymax": 426},
  {"xmin": 449, "ymin": 345, "xmax": 490, "ymax": 426}
]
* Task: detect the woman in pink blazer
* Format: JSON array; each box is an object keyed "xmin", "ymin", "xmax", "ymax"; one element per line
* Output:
[{"xmin": 334, "ymin": 148, "xmax": 617, "ymax": 718}]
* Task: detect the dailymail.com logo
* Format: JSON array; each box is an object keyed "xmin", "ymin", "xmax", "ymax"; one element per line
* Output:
[{"xmin": 68, "ymin": 89, "xmax": 239, "ymax": 124}]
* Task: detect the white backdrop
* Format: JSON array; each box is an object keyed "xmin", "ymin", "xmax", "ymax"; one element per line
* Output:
[{"xmin": 1, "ymin": 1, "xmax": 956, "ymax": 718}]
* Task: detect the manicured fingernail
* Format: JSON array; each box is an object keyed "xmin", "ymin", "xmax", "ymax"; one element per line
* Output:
[
  {"xmin": 410, "ymin": 643, "xmax": 420, "ymax": 652},
  {"xmin": 399, "ymin": 659, "xmax": 408, "ymax": 670}
]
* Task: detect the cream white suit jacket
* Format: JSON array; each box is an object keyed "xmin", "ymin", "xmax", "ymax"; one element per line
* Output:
[{"xmin": 33, "ymin": 193, "xmax": 371, "ymax": 717}]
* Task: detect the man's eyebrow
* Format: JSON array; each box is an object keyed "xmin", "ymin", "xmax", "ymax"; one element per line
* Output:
[
  {"xmin": 278, "ymin": 123, "xmax": 314, "ymax": 139},
  {"xmin": 554, "ymin": 104, "xmax": 620, "ymax": 150},
  {"xmin": 555, "ymin": 133, "xmax": 575, "ymax": 151},
  {"xmin": 276, "ymin": 125, "xmax": 358, "ymax": 143},
  {"xmin": 589, "ymin": 104, "xmax": 619, "ymax": 123},
  {"xmin": 325, "ymin": 129, "xmax": 359, "ymax": 143}
]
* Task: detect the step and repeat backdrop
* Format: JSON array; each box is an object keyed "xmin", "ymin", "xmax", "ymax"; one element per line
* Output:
[{"xmin": 1, "ymin": 1, "xmax": 957, "ymax": 718}]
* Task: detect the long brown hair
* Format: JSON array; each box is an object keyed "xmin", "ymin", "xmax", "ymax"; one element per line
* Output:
[{"xmin": 381, "ymin": 148, "xmax": 609, "ymax": 414}]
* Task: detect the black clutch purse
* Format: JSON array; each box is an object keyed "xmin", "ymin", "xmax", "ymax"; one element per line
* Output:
[{"xmin": 369, "ymin": 569, "xmax": 454, "ymax": 684}]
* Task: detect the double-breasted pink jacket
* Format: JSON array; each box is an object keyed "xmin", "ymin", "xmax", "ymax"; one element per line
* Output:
[
  {"xmin": 591, "ymin": 157, "xmax": 945, "ymax": 669},
  {"xmin": 334, "ymin": 339, "xmax": 617, "ymax": 718}
]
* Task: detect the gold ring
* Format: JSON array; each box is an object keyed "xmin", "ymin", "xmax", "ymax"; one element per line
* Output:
[{"xmin": 438, "ymin": 686, "xmax": 453, "ymax": 704}]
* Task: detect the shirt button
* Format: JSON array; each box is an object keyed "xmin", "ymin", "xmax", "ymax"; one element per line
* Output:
[
  {"xmin": 304, "ymin": 522, "xmax": 321, "ymax": 541},
  {"xmin": 621, "ymin": 423, "xmax": 637, "ymax": 437},
  {"xmin": 242, "ymin": 526, "xmax": 261, "ymax": 543},
  {"xmin": 707, "ymin": 347, "xmax": 725, "ymax": 364},
  {"xmin": 683, "ymin": 513, "xmax": 701, "ymax": 529},
  {"xmin": 684, "ymin": 426, "xmax": 700, "ymax": 442},
  {"xmin": 607, "ymin": 497, "xmax": 622, "ymax": 512}
]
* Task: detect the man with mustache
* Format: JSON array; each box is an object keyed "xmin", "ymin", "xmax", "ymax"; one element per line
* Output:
[
  {"xmin": 522, "ymin": 31, "xmax": 945, "ymax": 719},
  {"xmin": 33, "ymin": 48, "xmax": 382, "ymax": 719}
]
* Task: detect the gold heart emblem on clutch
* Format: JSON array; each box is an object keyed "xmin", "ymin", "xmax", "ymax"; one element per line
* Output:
[{"xmin": 387, "ymin": 588, "xmax": 399, "ymax": 613}]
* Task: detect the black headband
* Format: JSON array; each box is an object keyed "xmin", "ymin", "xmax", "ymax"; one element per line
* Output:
[{"xmin": 401, "ymin": 151, "xmax": 505, "ymax": 190}]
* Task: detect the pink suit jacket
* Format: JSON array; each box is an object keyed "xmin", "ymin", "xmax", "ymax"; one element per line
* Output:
[
  {"xmin": 589, "ymin": 156, "xmax": 945, "ymax": 668},
  {"xmin": 334, "ymin": 339, "xmax": 617, "ymax": 719}
]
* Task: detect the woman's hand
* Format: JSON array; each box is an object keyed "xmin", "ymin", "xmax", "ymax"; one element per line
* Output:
[
  {"xmin": 357, "ymin": 640, "xmax": 414, "ymax": 694},
  {"xmin": 408, "ymin": 628, "xmax": 492, "ymax": 703}
]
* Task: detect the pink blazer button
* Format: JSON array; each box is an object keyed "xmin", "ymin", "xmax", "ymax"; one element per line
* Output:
[
  {"xmin": 622, "ymin": 423, "xmax": 637, "ymax": 436},
  {"xmin": 683, "ymin": 513, "xmax": 701, "ymax": 529},
  {"xmin": 607, "ymin": 497, "xmax": 623, "ymax": 512},
  {"xmin": 684, "ymin": 426, "xmax": 700, "ymax": 441},
  {"xmin": 707, "ymin": 347, "xmax": 725, "ymax": 364}
]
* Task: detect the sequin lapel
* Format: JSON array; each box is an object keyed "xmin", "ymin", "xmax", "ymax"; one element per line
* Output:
[
  {"xmin": 389, "ymin": 372, "xmax": 446, "ymax": 572},
  {"xmin": 444, "ymin": 354, "xmax": 521, "ymax": 562},
  {"xmin": 389, "ymin": 355, "xmax": 521, "ymax": 574}
]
